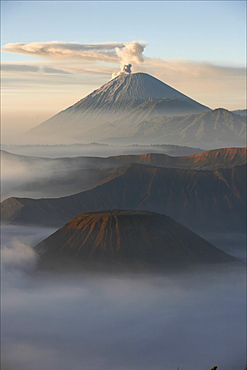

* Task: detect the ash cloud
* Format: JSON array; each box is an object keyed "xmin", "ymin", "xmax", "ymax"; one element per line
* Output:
[
  {"xmin": 2, "ymin": 41, "xmax": 146, "ymax": 66},
  {"xmin": 116, "ymin": 42, "xmax": 145, "ymax": 65},
  {"xmin": 112, "ymin": 41, "xmax": 146, "ymax": 78},
  {"xmin": 112, "ymin": 63, "xmax": 132, "ymax": 78},
  {"xmin": 1, "ymin": 226, "xmax": 246, "ymax": 370},
  {"xmin": 2, "ymin": 40, "xmax": 146, "ymax": 81}
]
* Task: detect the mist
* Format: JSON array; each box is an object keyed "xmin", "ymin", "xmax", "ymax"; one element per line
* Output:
[
  {"xmin": 1, "ymin": 152, "xmax": 71, "ymax": 200},
  {"xmin": 1, "ymin": 144, "xmax": 204, "ymax": 200},
  {"xmin": 2, "ymin": 143, "xmax": 203, "ymax": 158},
  {"xmin": 1, "ymin": 225, "xmax": 246, "ymax": 370},
  {"xmin": 200, "ymin": 232, "xmax": 246, "ymax": 262}
]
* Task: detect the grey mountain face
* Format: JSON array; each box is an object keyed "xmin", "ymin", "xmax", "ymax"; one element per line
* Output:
[
  {"xmin": 28, "ymin": 72, "xmax": 210, "ymax": 143},
  {"xmin": 124, "ymin": 108, "xmax": 246, "ymax": 149},
  {"xmin": 26, "ymin": 72, "xmax": 246, "ymax": 148},
  {"xmin": 231, "ymin": 109, "xmax": 247, "ymax": 117}
]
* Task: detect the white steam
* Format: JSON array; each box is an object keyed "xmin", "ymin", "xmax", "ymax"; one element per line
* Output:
[
  {"xmin": 112, "ymin": 41, "xmax": 146, "ymax": 78},
  {"xmin": 1, "ymin": 239, "xmax": 37, "ymax": 272},
  {"xmin": 116, "ymin": 41, "xmax": 145, "ymax": 65}
]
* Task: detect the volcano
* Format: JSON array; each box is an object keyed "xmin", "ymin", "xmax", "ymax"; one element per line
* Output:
[
  {"xmin": 28, "ymin": 72, "xmax": 210, "ymax": 143},
  {"xmin": 35, "ymin": 210, "xmax": 234, "ymax": 272}
]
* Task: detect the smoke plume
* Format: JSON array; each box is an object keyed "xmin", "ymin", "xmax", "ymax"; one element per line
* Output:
[
  {"xmin": 112, "ymin": 41, "xmax": 146, "ymax": 77},
  {"xmin": 2, "ymin": 41, "xmax": 146, "ymax": 71}
]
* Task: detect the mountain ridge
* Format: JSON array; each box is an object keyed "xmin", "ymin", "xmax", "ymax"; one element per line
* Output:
[
  {"xmin": 111, "ymin": 108, "xmax": 246, "ymax": 148},
  {"xmin": 1, "ymin": 163, "xmax": 245, "ymax": 232},
  {"xmin": 2, "ymin": 147, "xmax": 246, "ymax": 200},
  {"xmin": 2, "ymin": 146, "xmax": 246, "ymax": 170}
]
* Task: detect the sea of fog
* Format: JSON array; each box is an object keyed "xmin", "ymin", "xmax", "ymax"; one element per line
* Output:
[
  {"xmin": 1, "ymin": 143, "xmax": 203, "ymax": 158},
  {"xmin": 1, "ymin": 225, "xmax": 246, "ymax": 370}
]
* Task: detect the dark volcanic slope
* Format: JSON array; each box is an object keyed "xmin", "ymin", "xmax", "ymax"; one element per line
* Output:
[
  {"xmin": 2, "ymin": 164, "xmax": 245, "ymax": 232},
  {"xmin": 35, "ymin": 210, "xmax": 234, "ymax": 271},
  {"xmin": 3, "ymin": 147, "xmax": 246, "ymax": 199}
]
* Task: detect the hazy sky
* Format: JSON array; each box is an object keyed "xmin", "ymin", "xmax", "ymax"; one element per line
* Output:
[{"xmin": 1, "ymin": 1, "xmax": 246, "ymax": 143}]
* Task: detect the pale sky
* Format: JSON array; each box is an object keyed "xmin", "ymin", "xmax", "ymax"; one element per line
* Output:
[{"xmin": 1, "ymin": 0, "xmax": 246, "ymax": 143}]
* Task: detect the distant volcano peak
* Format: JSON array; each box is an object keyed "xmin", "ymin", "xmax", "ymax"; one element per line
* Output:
[
  {"xmin": 28, "ymin": 71, "xmax": 210, "ymax": 144},
  {"xmin": 100, "ymin": 72, "xmax": 199, "ymax": 104}
]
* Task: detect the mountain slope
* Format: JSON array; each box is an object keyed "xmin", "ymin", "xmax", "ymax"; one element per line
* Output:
[
  {"xmin": 113, "ymin": 147, "xmax": 247, "ymax": 170},
  {"xmin": 2, "ymin": 164, "xmax": 245, "ymax": 232},
  {"xmin": 125, "ymin": 108, "xmax": 246, "ymax": 149},
  {"xmin": 232, "ymin": 109, "xmax": 247, "ymax": 117},
  {"xmin": 27, "ymin": 72, "xmax": 210, "ymax": 143},
  {"xmin": 35, "ymin": 210, "xmax": 235, "ymax": 271},
  {"xmin": 2, "ymin": 146, "xmax": 246, "ymax": 171},
  {"xmin": 2, "ymin": 147, "xmax": 246, "ymax": 199}
]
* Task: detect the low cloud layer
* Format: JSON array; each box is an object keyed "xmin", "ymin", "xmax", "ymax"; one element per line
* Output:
[
  {"xmin": 2, "ymin": 239, "xmax": 37, "ymax": 271},
  {"xmin": 1, "ymin": 226, "xmax": 246, "ymax": 370},
  {"xmin": 1, "ymin": 226, "xmax": 55, "ymax": 271}
]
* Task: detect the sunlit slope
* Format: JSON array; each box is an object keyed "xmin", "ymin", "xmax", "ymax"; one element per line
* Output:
[
  {"xmin": 112, "ymin": 147, "xmax": 247, "ymax": 169},
  {"xmin": 1, "ymin": 164, "xmax": 245, "ymax": 232},
  {"xmin": 35, "ymin": 210, "xmax": 235, "ymax": 271}
]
